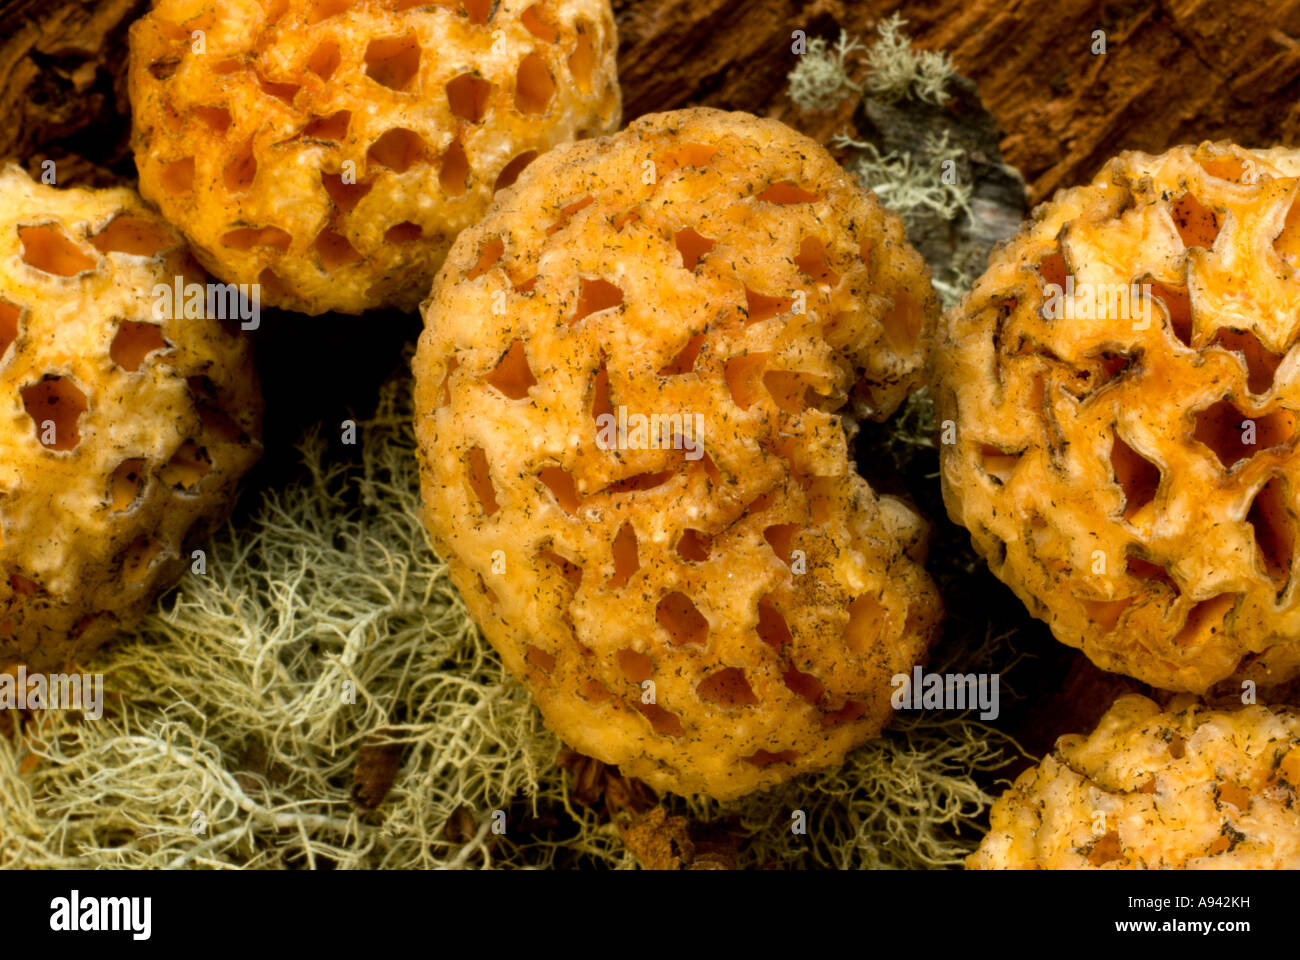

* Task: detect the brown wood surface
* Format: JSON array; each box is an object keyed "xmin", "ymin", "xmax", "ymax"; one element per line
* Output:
[
  {"xmin": 0, "ymin": 0, "xmax": 146, "ymax": 180},
  {"xmin": 4, "ymin": 0, "xmax": 1300, "ymax": 203},
  {"xmin": 614, "ymin": 0, "xmax": 1300, "ymax": 203}
]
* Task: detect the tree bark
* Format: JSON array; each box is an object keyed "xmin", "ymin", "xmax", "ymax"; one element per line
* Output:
[
  {"xmin": 613, "ymin": 0, "xmax": 1300, "ymax": 203},
  {"xmin": 0, "ymin": 0, "xmax": 147, "ymax": 183},
  {"xmin": 6, "ymin": 0, "xmax": 1299, "ymax": 203}
]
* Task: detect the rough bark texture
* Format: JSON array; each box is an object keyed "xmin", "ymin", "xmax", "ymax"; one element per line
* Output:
[
  {"xmin": 5, "ymin": 0, "xmax": 1299, "ymax": 203},
  {"xmin": 613, "ymin": 0, "xmax": 1300, "ymax": 203},
  {"xmin": 0, "ymin": 0, "xmax": 146, "ymax": 183}
]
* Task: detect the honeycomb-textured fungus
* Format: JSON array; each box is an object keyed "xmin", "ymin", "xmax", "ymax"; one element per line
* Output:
[
  {"xmin": 935, "ymin": 142, "xmax": 1300, "ymax": 693},
  {"xmin": 414, "ymin": 107, "xmax": 943, "ymax": 800}
]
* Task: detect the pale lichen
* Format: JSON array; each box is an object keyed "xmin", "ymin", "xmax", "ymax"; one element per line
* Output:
[
  {"xmin": 0, "ymin": 357, "xmax": 1025, "ymax": 869},
  {"xmin": 0, "ymin": 375, "xmax": 566, "ymax": 868},
  {"xmin": 788, "ymin": 16, "xmax": 955, "ymax": 113},
  {"xmin": 789, "ymin": 19, "xmax": 977, "ymax": 308},
  {"xmin": 787, "ymin": 30, "xmax": 865, "ymax": 111},
  {"xmin": 864, "ymin": 14, "xmax": 954, "ymax": 107},
  {"xmin": 834, "ymin": 129, "xmax": 973, "ymax": 233}
]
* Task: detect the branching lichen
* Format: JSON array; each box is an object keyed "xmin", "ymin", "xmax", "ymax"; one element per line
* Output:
[
  {"xmin": 0, "ymin": 375, "xmax": 566, "ymax": 869},
  {"xmin": 0, "ymin": 353, "xmax": 1026, "ymax": 869},
  {"xmin": 789, "ymin": 16, "xmax": 954, "ymax": 113},
  {"xmin": 788, "ymin": 20, "xmax": 980, "ymax": 308},
  {"xmin": 834, "ymin": 129, "xmax": 973, "ymax": 230},
  {"xmin": 864, "ymin": 13, "xmax": 954, "ymax": 107},
  {"xmin": 677, "ymin": 713, "xmax": 1021, "ymax": 869},
  {"xmin": 787, "ymin": 30, "xmax": 865, "ymax": 111}
]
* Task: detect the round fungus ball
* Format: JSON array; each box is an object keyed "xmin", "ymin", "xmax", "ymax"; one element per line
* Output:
[
  {"xmin": 936, "ymin": 143, "xmax": 1300, "ymax": 694},
  {"xmin": 414, "ymin": 107, "xmax": 943, "ymax": 800},
  {"xmin": 0, "ymin": 165, "xmax": 262, "ymax": 673},
  {"xmin": 969, "ymin": 694, "xmax": 1300, "ymax": 869},
  {"xmin": 128, "ymin": 0, "xmax": 621, "ymax": 315}
]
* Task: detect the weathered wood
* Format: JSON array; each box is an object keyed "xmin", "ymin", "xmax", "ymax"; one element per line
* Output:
[
  {"xmin": 0, "ymin": 0, "xmax": 146, "ymax": 183},
  {"xmin": 613, "ymin": 0, "xmax": 1300, "ymax": 202},
  {"xmin": 7, "ymin": 0, "xmax": 1299, "ymax": 203},
  {"xmin": 913, "ymin": 0, "xmax": 1300, "ymax": 203}
]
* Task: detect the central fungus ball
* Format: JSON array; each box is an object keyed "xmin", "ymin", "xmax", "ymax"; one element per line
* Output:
[
  {"xmin": 936, "ymin": 142, "xmax": 1300, "ymax": 694},
  {"xmin": 0, "ymin": 165, "xmax": 262, "ymax": 673},
  {"xmin": 414, "ymin": 107, "xmax": 943, "ymax": 800},
  {"xmin": 128, "ymin": 0, "xmax": 621, "ymax": 315}
]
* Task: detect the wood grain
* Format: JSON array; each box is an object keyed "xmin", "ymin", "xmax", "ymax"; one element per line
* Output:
[
  {"xmin": 5, "ymin": 0, "xmax": 1299, "ymax": 203},
  {"xmin": 613, "ymin": 0, "xmax": 1300, "ymax": 202},
  {"xmin": 0, "ymin": 0, "xmax": 146, "ymax": 181}
]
